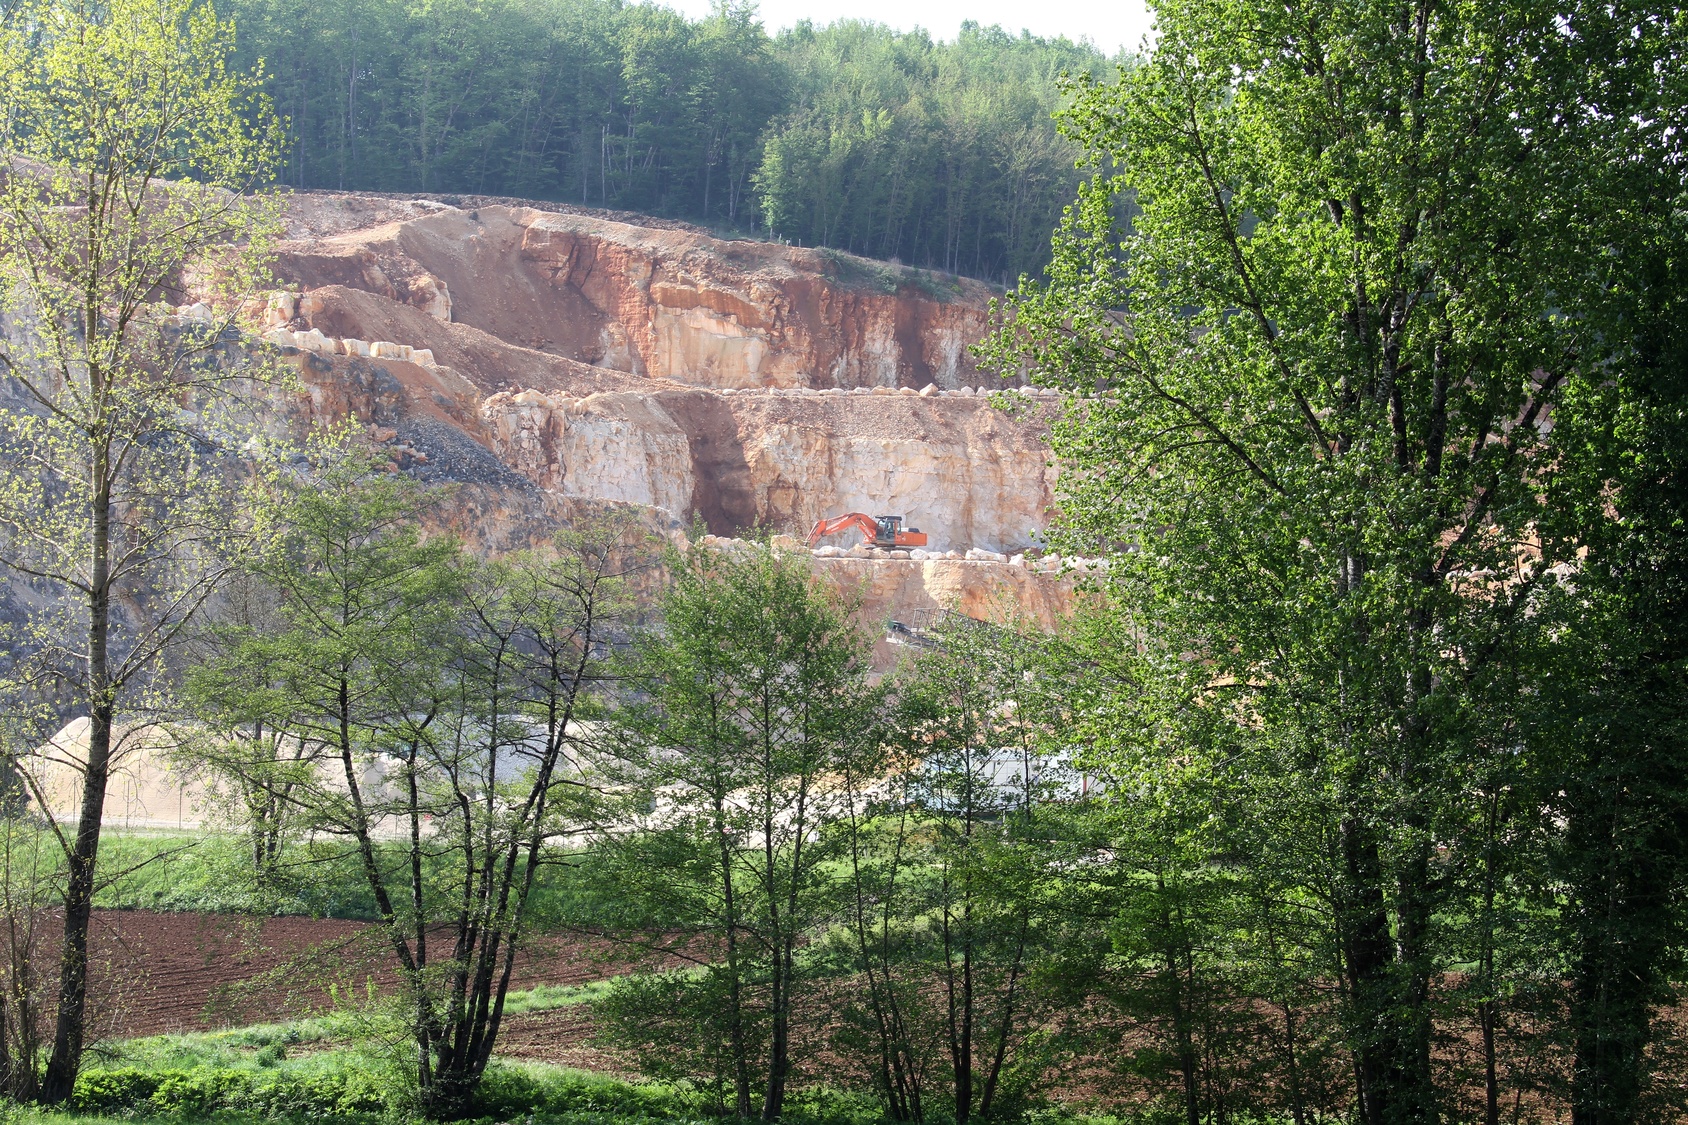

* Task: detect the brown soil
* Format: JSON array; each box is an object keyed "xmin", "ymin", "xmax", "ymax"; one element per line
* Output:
[
  {"xmin": 493, "ymin": 1004, "xmax": 637, "ymax": 1077},
  {"xmin": 82, "ymin": 910, "xmax": 659, "ymax": 1041}
]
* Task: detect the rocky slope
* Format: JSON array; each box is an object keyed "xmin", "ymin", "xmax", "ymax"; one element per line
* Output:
[{"xmin": 242, "ymin": 192, "xmax": 1075, "ymax": 644}]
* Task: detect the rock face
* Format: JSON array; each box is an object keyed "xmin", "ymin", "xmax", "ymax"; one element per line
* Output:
[
  {"xmin": 277, "ymin": 197, "xmax": 1009, "ymax": 391},
  {"xmin": 252, "ymin": 192, "xmax": 1071, "ymax": 644}
]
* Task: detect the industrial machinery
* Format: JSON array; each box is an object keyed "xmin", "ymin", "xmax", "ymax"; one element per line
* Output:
[{"xmin": 808, "ymin": 512, "xmax": 928, "ymax": 550}]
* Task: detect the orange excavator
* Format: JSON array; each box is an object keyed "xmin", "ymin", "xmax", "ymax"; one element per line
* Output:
[{"xmin": 808, "ymin": 513, "xmax": 929, "ymax": 550}]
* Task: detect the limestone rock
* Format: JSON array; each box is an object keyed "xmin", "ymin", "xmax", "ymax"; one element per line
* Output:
[{"xmin": 256, "ymin": 189, "xmax": 1067, "ymax": 652}]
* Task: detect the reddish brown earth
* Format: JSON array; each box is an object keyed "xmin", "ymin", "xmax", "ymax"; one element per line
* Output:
[
  {"xmin": 82, "ymin": 910, "xmax": 656, "ymax": 1041},
  {"xmin": 494, "ymin": 1005, "xmax": 635, "ymax": 1076}
]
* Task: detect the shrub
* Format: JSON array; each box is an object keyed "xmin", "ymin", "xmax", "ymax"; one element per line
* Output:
[
  {"xmin": 71, "ymin": 1064, "xmax": 390, "ymax": 1120},
  {"xmin": 72, "ymin": 1068, "xmax": 166, "ymax": 1113},
  {"xmin": 471, "ymin": 1064, "xmax": 684, "ymax": 1119}
]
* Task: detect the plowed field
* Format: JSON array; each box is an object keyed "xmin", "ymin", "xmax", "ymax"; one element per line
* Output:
[{"xmin": 80, "ymin": 909, "xmax": 654, "ymax": 1040}]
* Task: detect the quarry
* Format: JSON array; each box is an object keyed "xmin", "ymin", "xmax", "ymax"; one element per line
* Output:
[{"xmin": 245, "ymin": 192, "xmax": 1078, "ymax": 646}]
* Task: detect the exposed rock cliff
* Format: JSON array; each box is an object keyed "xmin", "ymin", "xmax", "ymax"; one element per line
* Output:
[
  {"xmin": 275, "ymin": 195, "xmax": 1010, "ymax": 391},
  {"xmin": 245, "ymin": 192, "xmax": 1073, "ymax": 644}
]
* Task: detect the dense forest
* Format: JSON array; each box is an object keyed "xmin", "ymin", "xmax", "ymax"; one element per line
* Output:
[{"xmin": 226, "ymin": 0, "xmax": 1118, "ymax": 282}]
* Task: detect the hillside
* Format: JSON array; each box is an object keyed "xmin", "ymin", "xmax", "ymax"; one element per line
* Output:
[
  {"xmin": 229, "ymin": 4, "xmax": 1119, "ymax": 284},
  {"xmin": 241, "ymin": 191, "xmax": 1077, "ymax": 662}
]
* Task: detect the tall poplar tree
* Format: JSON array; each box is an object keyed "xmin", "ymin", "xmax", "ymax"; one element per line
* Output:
[{"xmin": 0, "ymin": 0, "xmax": 283, "ymax": 1100}]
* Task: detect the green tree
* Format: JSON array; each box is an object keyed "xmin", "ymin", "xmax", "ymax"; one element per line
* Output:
[
  {"xmin": 595, "ymin": 540, "xmax": 877, "ymax": 1121},
  {"xmin": 1529, "ymin": 57, "xmax": 1688, "ymax": 1115},
  {"xmin": 188, "ymin": 441, "xmax": 644, "ymax": 1117},
  {"xmin": 983, "ymin": 0, "xmax": 1682, "ymax": 1120},
  {"xmin": 894, "ymin": 615, "xmax": 1054, "ymax": 1125},
  {"xmin": 0, "ymin": 0, "xmax": 283, "ymax": 1101},
  {"xmin": 756, "ymin": 20, "xmax": 1112, "ymax": 279},
  {"xmin": 825, "ymin": 691, "xmax": 929, "ymax": 1122},
  {"xmin": 225, "ymin": 0, "xmax": 1110, "ymax": 277}
]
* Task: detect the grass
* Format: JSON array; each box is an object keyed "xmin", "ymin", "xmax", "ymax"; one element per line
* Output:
[
  {"xmin": 0, "ymin": 1008, "xmax": 1147, "ymax": 1125},
  {"xmin": 93, "ymin": 830, "xmax": 599, "ymax": 922},
  {"xmin": 86, "ymin": 979, "xmax": 602, "ymax": 1074},
  {"xmin": 37, "ymin": 1003, "xmax": 702, "ymax": 1124},
  {"xmin": 94, "ymin": 830, "xmax": 377, "ymax": 918}
]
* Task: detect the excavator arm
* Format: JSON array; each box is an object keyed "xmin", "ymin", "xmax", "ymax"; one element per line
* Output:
[{"xmin": 807, "ymin": 513, "xmax": 880, "ymax": 547}]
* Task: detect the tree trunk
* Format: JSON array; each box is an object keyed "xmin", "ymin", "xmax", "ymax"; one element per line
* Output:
[
  {"xmin": 41, "ymin": 479, "xmax": 114, "ymax": 1105},
  {"xmin": 1159, "ymin": 879, "xmax": 1199, "ymax": 1125},
  {"xmin": 1340, "ymin": 816, "xmax": 1394, "ymax": 1125},
  {"xmin": 762, "ymin": 937, "xmax": 793, "ymax": 1121},
  {"xmin": 715, "ymin": 800, "xmax": 753, "ymax": 1119},
  {"xmin": 1567, "ymin": 773, "xmax": 1660, "ymax": 1125}
]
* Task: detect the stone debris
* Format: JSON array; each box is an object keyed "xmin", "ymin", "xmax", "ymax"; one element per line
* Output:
[
  {"xmin": 295, "ymin": 327, "xmax": 336, "ymax": 353},
  {"xmin": 685, "ymin": 532, "xmax": 1106, "ymax": 575},
  {"xmin": 265, "ymin": 291, "xmax": 297, "ymax": 325},
  {"xmin": 252, "ymin": 325, "xmax": 440, "ymax": 368}
]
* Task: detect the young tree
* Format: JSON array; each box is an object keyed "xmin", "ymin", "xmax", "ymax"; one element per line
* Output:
[
  {"xmin": 597, "ymin": 540, "xmax": 878, "ymax": 1122},
  {"xmin": 0, "ymin": 0, "xmax": 283, "ymax": 1100},
  {"xmin": 827, "ymin": 705, "xmax": 929, "ymax": 1123},
  {"xmin": 177, "ymin": 569, "xmax": 318, "ymax": 890},
  {"xmin": 896, "ymin": 615, "xmax": 1054, "ymax": 1125},
  {"xmin": 982, "ymin": 0, "xmax": 1682, "ymax": 1119},
  {"xmin": 188, "ymin": 442, "xmax": 646, "ymax": 1117}
]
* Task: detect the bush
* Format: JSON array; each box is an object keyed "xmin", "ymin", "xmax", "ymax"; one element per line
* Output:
[
  {"xmin": 70, "ymin": 1055, "xmax": 875, "ymax": 1125},
  {"xmin": 72, "ymin": 1068, "xmax": 166, "ymax": 1113},
  {"xmin": 471, "ymin": 1063, "xmax": 686, "ymax": 1119},
  {"xmin": 71, "ymin": 1064, "xmax": 389, "ymax": 1120}
]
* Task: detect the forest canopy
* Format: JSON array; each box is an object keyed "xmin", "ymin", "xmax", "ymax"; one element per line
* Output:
[{"xmin": 225, "ymin": 0, "xmax": 1120, "ymax": 284}]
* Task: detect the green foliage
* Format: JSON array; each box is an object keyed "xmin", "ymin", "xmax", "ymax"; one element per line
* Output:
[
  {"xmin": 590, "ymin": 538, "xmax": 881, "ymax": 1120},
  {"xmin": 70, "ymin": 1062, "xmax": 387, "ymax": 1118},
  {"xmin": 50, "ymin": 1039, "xmax": 849, "ymax": 1124},
  {"xmin": 92, "ymin": 831, "xmax": 373, "ymax": 918},
  {"xmin": 222, "ymin": 0, "xmax": 1116, "ymax": 282},
  {"xmin": 182, "ymin": 434, "xmax": 652, "ymax": 1115},
  {"xmin": 979, "ymin": 0, "xmax": 1688, "ymax": 1120},
  {"xmin": 758, "ymin": 21, "xmax": 1113, "ymax": 281},
  {"xmin": 592, "ymin": 969, "xmax": 764, "ymax": 1113},
  {"xmin": 47, "ymin": 1022, "xmax": 701, "ymax": 1122},
  {"xmin": 0, "ymin": 0, "xmax": 290, "ymax": 1102}
]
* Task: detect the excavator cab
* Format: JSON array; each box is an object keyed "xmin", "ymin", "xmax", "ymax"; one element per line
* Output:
[{"xmin": 874, "ymin": 515, "xmax": 924, "ymax": 548}]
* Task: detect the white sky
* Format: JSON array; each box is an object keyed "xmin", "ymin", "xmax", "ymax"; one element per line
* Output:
[{"xmin": 664, "ymin": 0, "xmax": 1156, "ymax": 57}]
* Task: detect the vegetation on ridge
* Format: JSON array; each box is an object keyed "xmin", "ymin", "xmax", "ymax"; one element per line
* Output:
[{"xmin": 224, "ymin": 0, "xmax": 1118, "ymax": 283}]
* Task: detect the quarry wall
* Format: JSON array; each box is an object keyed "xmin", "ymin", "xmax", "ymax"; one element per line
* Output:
[{"xmin": 250, "ymin": 193, "xmax": 1076, "ymax": 645}]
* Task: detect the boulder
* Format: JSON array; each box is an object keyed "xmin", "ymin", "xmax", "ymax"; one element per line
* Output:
[{"xmin": 295, "ymin": 328, "xmax": 335, "ymax": 353}]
